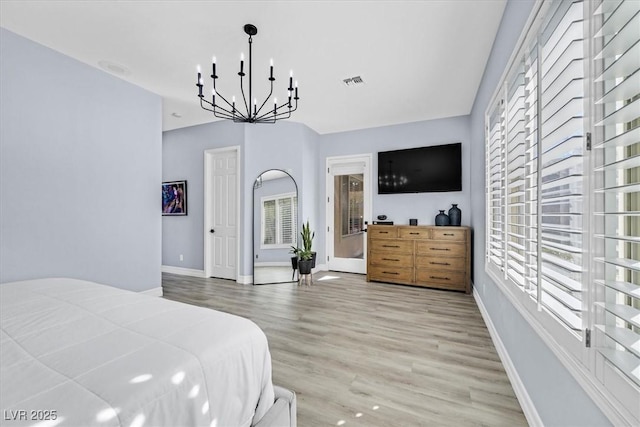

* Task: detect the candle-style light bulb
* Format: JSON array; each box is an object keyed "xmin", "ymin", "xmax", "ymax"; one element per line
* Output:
[
  {"xmin": 196, "ymin": 65, "xmax": 203, "ymax": 97},
  {"xmin": 289, "ymin": 70, "xmax": 293, "ymax": 90},
  {"xmin": 212, "ymin": 56, "xmax": 216, "ymax": 78},
  {"xmin": 270, "ymin": 58, "xmax": 274, "ymax": 79},
  {"xmin": 254, "ymin": 98, "xmax": 257, "ymax": 115},
  {"xmin": 240, "ymin": 53, "xmax": 244, "ymax": 74},
  {"xmin": 274, "ymin": 97, "xmax": 277, "ymax": 114}
]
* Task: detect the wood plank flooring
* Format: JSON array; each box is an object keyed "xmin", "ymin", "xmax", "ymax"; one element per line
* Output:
[{"xmin": 162, "ymin": 272, "xmax": 527, "ymax": 427}]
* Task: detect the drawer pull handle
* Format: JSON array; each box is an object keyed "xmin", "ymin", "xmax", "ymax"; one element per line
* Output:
[
  {"xmin": 443, "ymin": 233, "xmax": 454, "ymax": 236},
  {"xmin": 430, "ymin": 262, "xmax": 450, "ymax": 265},
  {"xmin": 383, "ymin": 258, "xmax": 399, "ymax": 262},
  {"xmin": 409, "ymin": 232, "xmax": 420, "ymax": 235},
  {"xmin": 430, "ymin": 248, "xmax": 450, "ymax": 251},
  {"xmin": 430, "ymin": 276, "xmax": 450, "ymax": 280},
  {"xmin": 383, "ymin": 271, "xmax": 399, "ymax": 275},
  {"xmin": 382, "ymin": 245, "xmax": 400, "ymax": 248},
  {"xmin": 380, "ymin": 231, "xmax": 389, "ymax": 234}
]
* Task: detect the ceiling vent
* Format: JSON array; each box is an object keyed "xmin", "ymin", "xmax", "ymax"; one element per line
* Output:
[{"xmin": 343, "ymin": 76, "xmax": 364, "ymax": 87}]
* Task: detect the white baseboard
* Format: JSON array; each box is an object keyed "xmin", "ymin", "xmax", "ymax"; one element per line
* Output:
[
  {"xmin": 140, "ymin": 287, "xmax": 163, "ymax": 297},
  {"xmin": 473, "ymin": 288, "xmax": 543, "ymax": 427},
  {"xmin": 162, "ymin": 265, "xmax": 254, "ymax": 285},
  {"xmin": 237, "ymin": 274, "xmax": 253, "ymax": 285},
  {"xmin": 161, "ymin": 265, "xmax": 206, "ymax": 278}
]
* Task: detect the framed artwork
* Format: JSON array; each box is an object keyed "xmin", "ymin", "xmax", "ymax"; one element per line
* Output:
[{"xmin": 162, "ymin": 180, "xmax": 187, "ymax": 216}]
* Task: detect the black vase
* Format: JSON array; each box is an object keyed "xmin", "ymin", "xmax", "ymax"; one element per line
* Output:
[
  {"xmin": 448, "ymin": 204, "xmax": 461, "ymax": 226},
  {"xmin": 435, "ymin": 210, "xmax": 450, "ymax": 226}
]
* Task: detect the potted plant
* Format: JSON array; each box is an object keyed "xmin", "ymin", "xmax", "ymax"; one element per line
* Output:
[
  {"xmin": 301, "ymin": 220, "xmax": 316, "ymax": 268},
  {"xmin": 297, "ymin": 249, "xmax": 314, "ymax": 275},
  {"xmin": 289, "ymin": 246, "xmax": 300, "ymax": 270}
]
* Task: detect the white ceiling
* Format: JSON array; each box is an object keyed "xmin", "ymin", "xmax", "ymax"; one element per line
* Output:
[{"xmin": 0, "ymin": 0, "xmax": 506, "ymax": 135}]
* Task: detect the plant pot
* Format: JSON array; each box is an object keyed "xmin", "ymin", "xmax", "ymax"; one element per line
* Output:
[{"xmin": 298, "ymin": 259, "xmax": 313, "ymax": 275}]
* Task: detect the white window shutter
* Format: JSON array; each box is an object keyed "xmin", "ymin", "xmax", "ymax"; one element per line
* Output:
[
  {"xmin": 592, "ymin": 0, "xmax": 640, "ymax": 417},
  {"xmin": 538, "ymin": 0, "xmax": 585, "ymax": 332}
]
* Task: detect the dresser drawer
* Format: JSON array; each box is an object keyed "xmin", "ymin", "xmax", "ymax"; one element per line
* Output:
[
  {"xmin": 416, "ymin": 241, "xmax": 465, "ymax": 257},
  {"xmin": 368, "ymin": 227, "xmax": 398, "ymax": 238},
  {"xmin": 368, "ymin": 265, "xmax": 413, "ymax": 284},
  {"xmin": 369, "ymin": 239, "xmax": 413, "ymax": 254},
  {"xmin": 416, "ymin": 269, "xmax": 466, "ymax": 291},
  {"xmin": 398, "ymin": 227, "xmax": 430, "ymax": 239},
  {"xmin": 432, "ymin": 228, "xmax": 466, "ymax": 241},
  {"xmin": 370, "ymin": 251, "xmax": 413, "ymax": 268},
  {"xmin": 416, "ymin": 256, "xmax": 465, "ymax": 271}
]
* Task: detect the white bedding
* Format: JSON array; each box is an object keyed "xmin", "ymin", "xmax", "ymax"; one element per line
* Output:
[{"xmin": 0, "ymin": 278, "xmax": 274, "ymax": 427}]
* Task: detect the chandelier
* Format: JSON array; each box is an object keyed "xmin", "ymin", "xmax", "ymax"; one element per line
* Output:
[{"xmin": 196, "ymin": 24, "xmax": 299, "ymax": 124}]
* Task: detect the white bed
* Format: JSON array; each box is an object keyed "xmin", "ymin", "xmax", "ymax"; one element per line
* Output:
[{"xmin": 0, "ymin": 278, "xmax": 286, "ymax": 427}]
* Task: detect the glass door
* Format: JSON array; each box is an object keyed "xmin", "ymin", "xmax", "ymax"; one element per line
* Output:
[{"xmin": 327, "ymin": 155, "xmax": 371, "ymax": 274}]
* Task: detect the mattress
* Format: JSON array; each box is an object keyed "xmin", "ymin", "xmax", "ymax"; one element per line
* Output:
[{"xmin": 0, "ymin": 278, "xmax": 274, "ymax": 426}]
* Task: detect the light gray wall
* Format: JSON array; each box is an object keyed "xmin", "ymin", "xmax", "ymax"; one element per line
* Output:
[
  {"xmin": 316, "ymin": 116, "xmax": 471, "ymax": 267},
  {"xmin": 0, "ymin": 29, "xmax": 162, "ymax": 291},
  {"xmin": 162, "ymin": 121, "xmax": 245, "ymax": 270},
  {"xmin": 162, "ymin": 120, "xmax": 319, "ymax": 276},
  {"xmin": 468, "ymin": 1, "xmax": 610, "ymax": 425},
  {"xmin": 244, "ymin": 122, "xmax": 319, "ymax": 275}
]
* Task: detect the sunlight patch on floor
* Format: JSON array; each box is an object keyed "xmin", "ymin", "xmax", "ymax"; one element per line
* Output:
[{"xmin": 317, "ymin": 275, "xmax": 341, "ymax": 281}]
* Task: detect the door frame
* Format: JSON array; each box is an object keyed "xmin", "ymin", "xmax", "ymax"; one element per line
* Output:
[
  {"xmin": 326, "ymin": 153, "xmax": 372, "ymax": 273},
  {"xmin": 204, "ymin": 146, "xmax": 241, "ymax": 281}
]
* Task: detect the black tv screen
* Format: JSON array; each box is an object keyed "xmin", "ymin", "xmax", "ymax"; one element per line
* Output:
[{"xmin": 378, "ymin": 143, "xmax": 462, "ymax": 194}]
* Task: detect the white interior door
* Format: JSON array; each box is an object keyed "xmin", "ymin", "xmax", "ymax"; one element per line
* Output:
[
  {"xmin": 327, "ymin": 154, "xmax": 372, "ymax": 274},
  {"xmin": 204, "ymin": 147, "xmax": 238, "ymax": 280}
]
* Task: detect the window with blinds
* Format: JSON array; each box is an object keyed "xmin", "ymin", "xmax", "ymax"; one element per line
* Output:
[
  {"xmin": 485, "ymin": 0, "xmax": 639, "ymax": 423},
  {"xmin": 538, "ymin": 0, "xmax": 585, "ymax": 333},
  {"xmin": 592, "ymin": 0, "xmax": 640, "ymax": 412},
  {"xmin": 487, "ymin": 100, "xmax": 505, "ymax": 269},
  {"xmin": 486, "ymin": 0, "xmax": 585, "ymax": 334},
  {"xmin": 261, "ymin": 193, "xmax": 297, "ymax": 247}
]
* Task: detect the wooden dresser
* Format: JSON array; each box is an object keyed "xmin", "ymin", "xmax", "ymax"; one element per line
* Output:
[{"xmin": 367, "ymin": 225, "xmax": 471, "ymax": 293}]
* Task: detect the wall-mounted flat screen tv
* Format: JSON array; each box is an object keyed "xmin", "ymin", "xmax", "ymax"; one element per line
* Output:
[{"xmin": 378, "ymin": 143, "xmax": 462, "ymax": 194}]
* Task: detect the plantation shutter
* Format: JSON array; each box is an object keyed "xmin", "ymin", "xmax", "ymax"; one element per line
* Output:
[
  {"xmin": 592, "ymin": 0, "xmax": 640, "ymax": 406},
  {"xmin": 537, "ymin": 0, "xmax": 585, "ymax": 332},
  {"xmin": 506, "ymin": 62, "xmax": 527, "ymax": 288},
  {"xmin": 524, "ymin": 39, "xmax": 540, "ymax": 298},
  {"xmin": 278, "ymin": 196, "xmax": 297, "ymax": 245},
  {"xmin": 487, "ymin": 100, "xmax": 506, "ymax": 270},
  {"xmin": 263, "ymin": 200, "xmax": 276, "ymax": 245}
]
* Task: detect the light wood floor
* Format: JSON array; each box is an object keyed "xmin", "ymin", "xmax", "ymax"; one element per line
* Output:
[{"xmin": 162, "ymin": 272, "xmax": 527, "ymax": 427}]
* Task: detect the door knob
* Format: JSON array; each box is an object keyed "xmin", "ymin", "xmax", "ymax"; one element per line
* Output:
[{"xmin": 210, "ymin": 229, "xmax": 215, "ymax": 233}]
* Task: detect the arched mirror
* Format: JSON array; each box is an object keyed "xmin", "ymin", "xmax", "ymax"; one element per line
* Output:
[{"xmin": 252, "ymin": 169, "xmax": 299, "ymax": 285}]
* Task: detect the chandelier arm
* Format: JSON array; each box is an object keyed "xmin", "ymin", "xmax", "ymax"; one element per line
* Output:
[
  {"xmin": 255, "ymin": 99, "xmax": 289, "ymax": 121},
  {"xmin": 199, "ymin": 98, "xmax": 216, "ymax": 113},
  {"xmin": 255, "ymin": 117, "xmax": 278, "ymax": 124},
  {"xmin": 212, "ymin": 91, "xmax": 247, "ymax": 120},
  {"xmin": 203, "ymin": 96, "xmax": 247, "ymax": 120},
  {"xmin": 254, "ymin": 79, "xmax": 275, "ymax": 118},
  {"xmin": 200, "ymin": 98, "xmax": 237, "ymax": 120}
]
